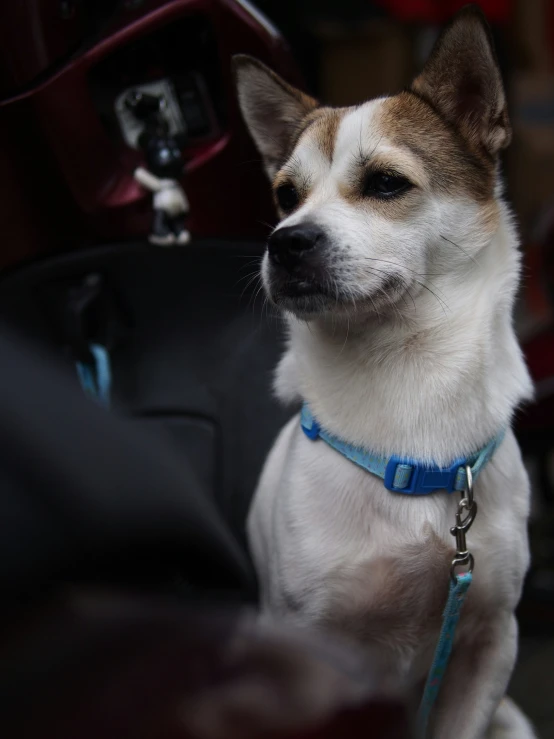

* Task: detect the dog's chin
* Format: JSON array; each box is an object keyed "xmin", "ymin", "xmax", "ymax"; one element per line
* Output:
[
  {"xmin": 266, "ymin": 276, "xmax": 336, "ymax": 317},
  {"xmin": 267, "ymin": 276, "xmax": 410, "ymax": 320}
]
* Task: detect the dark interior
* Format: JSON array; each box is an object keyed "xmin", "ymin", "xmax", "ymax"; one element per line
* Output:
[
  {"xmin": 0, "ymin": 241, "xmax": 293, "ymax": 563},
  {"xmin": 89, "ymin": 16, "xmax": 224, "ymax": 143}
]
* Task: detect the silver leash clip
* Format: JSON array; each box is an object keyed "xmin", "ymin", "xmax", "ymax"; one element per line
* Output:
[{"xmin": 450, "ymin": 465, "xmax": 477, "ymax": 582}]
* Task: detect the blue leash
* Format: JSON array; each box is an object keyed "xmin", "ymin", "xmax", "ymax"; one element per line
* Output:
[
  {"xmin": 418, "ymin": 572, "xmax": 473, "ymax": 735},
  {"xmin": 75, "ymin": 343, "xmax": 112, "ymax": 408},
  {"xmin": 416, "ymin": 484, "xmax": 477, "ymax": 736}
]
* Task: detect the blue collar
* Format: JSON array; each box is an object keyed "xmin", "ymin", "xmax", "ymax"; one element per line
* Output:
[{"xmin": 300, "ymin": 404, "xmax": 505, "ymax": 495}]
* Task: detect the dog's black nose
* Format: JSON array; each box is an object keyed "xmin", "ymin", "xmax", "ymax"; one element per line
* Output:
[{"xmin": 268, "ymin": 225, "xmax": 323, "ymax": 272}]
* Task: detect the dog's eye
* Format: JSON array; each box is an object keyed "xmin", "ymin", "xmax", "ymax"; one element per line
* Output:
[
  {"xmin": 363, "ymin": 171, "xmax": 412, "ymax": 198},
  {"xmin": 276, "ymin": 184, "xmax": 299, "ymax": 212}
]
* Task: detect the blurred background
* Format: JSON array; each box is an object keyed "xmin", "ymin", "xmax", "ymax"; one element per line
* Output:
[{"xmin": 0, "ymin": 1, "xmax": 553, "ymax": 737}]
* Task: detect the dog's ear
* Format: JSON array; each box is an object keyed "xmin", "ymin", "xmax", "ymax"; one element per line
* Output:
[
  {"xmin": 410, "ymin": 5, "xmax": 510, "ymax": 156},
  {"xmin": 233, "ymin": 55, "xmax": 318, "ymax": 178}
]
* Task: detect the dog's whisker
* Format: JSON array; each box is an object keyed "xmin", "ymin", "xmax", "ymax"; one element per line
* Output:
[
  {"xmin": 236, "ymin": 269, "xmax": 262, "ymax": 290},
  {"xmin": 357, "ymin": 133, "xmax": 383, "ymax": 169},
  {"xmin": 257, "ymin": 220, "xmax": 276, "ymax": 233},
  {"xmin": 404, "ymin": 283, "xmax": 417, "ymax": 313},
  {"xmin": 235, "ymin": 270, "xmax": 257, "ymax": 287},
  {"xmin": 359, "ymin": 256, "xmax": 445, "ymax": 278},
  {"xmin": 397, "ymin": 283, "xmax": 412, "ymax": 313},
  {"xmin": 415, "ymin": 280, "xmax": 450, "ymax": 316},
  {"xmin": 359, "ymin": 261, "xmax": 450, "ymax": 309},
  {"xmin": 358, "ymin": 258, "xmax": 449, "ymax": 299},
  {"xmin": 367, "ymin": 291, "xmax": 382, "ymax": 321},
  {"xmin": 243, "ymin": 272, "xmax": 262, "ymax": 304},
  {"xmin": 262, "ymin": 295, "xmax": 271, "ymax": 328},
  {"xmin": 235, "ymin": 262, "xmax": 262, "ymax": 279},
  {"xmin": 263, "ymin": 296, "xmax": 280, "ymax": 327},
  {"xmin": 440, "ymin": 234, "xmax": 479, "ymax": 266},
  {"xmin": 375, "ymin": 283, "xmax": 404, "ymax": 323},
  {"xmin": 239, "ymin": 277, "xmax": 260, "ymax": 304},
  {"xmin": 251, "ymin": 279, "xmax": 265, "ymax": 313},
  {"xmin": 260, "ymin": 290, "xmax": 274, "ymax": 330},
  {"xmin": 337, "ymin": 308, "xmax": 351, "ymax": 358}
]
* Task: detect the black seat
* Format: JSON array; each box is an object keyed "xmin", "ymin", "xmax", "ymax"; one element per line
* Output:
[{"xmin": 0, "ymin": 240, "xmax": 294, "ymax": 602}]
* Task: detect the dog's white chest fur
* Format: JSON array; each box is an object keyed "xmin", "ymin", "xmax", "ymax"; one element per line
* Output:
[{"xmin": 249, "ymin": 415, "xmax": 529, "ymax": 680}]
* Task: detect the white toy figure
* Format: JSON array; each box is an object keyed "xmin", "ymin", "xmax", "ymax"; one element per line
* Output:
[{"xmin": 134, "ymin": 133, "xmax": 190, "ymax": 246}]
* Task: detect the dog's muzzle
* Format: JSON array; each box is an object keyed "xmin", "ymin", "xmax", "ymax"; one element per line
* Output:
[
  {"xmin": 266, "ymin": 223, "xmax": 331, "ymax": 308},
  {"xmin": 268, "ymin": 224, "xmax": 324, "ymax": 274}
]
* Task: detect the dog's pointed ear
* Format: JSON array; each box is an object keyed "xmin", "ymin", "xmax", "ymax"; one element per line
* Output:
[
  {"xmin": 233, "ymin": 55, "xmax": 318, "ymax": 178},
  {"xmin": 410, "ymin": 5, "xmax": 510, "ymax": 156}
]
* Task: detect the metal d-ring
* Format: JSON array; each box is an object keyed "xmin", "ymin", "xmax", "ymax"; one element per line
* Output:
[
  {"xmin": 462, "ymin": 464, "xmax": 474, "ymax": 507},
  {"xmin": 450, "ymin": 464, "xmax": 477, "ymax": 582}
]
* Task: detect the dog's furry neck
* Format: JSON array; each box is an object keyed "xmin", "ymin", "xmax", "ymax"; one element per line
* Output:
[{"xmin": 275, "ymin": 201, "xmax": 533, "ymax": 464}]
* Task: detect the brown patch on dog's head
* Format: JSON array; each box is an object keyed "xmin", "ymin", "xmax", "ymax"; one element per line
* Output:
[
  {"xmin": 233, "ymin": 55, "xmax": 318, "ymax": 178},
  {"xmin": 302, "ymin": 107, "xmax": 344, "ymax": 162},
  {"xmin": 271, "ymin": 107, "xmax": 348, "ymax": 214},
  {"xmin": 379, "ymin": 92, "xmax": 495, "ymax": 202},
  {"xmin": 410, "ymin": 5, "xmax": 510, "ymax": 158},
  {"xmin": 234, "ymin": 56, "xmax": 349, "ymax": 181}
]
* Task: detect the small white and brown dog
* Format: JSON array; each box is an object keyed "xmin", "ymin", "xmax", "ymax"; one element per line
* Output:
[{"xmin": 235, "ymin": 6, "xmax": 536, "ymax": 739}]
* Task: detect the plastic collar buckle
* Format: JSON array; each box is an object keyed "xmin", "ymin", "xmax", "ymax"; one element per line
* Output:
[
  {"xmin": 301, "ymin": 414, "xmax": 321, "ymax": 440},
  {"xmin": 384, "ymin": 456, "xmax": 465, "ymax": 495}
]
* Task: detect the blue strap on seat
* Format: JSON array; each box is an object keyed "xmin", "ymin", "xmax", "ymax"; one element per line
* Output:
[
  {"xmin": 75, "ymin": 343, "xmax": 112, "ymax": 408},
  {"xmin": 417, "ymin": 572, "xmax": 473, "ymax": 735},
  {"xmin": 300, "ymin": 404, "xmax": 504, "ymax": 495}
]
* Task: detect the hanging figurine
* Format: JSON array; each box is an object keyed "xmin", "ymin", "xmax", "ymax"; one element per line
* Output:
[
  {"xmin": 124, "ymin": 90, "xmax": 190, "ymax": 246},
  {"xmin": 134, "ymin": 132, "xmax": 190, "ymax": 246}
]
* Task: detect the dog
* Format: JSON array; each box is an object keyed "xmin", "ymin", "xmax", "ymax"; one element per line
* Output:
[{"xmin": 235, "ymin": 6, "xmax": 536, "ymax": 739}]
